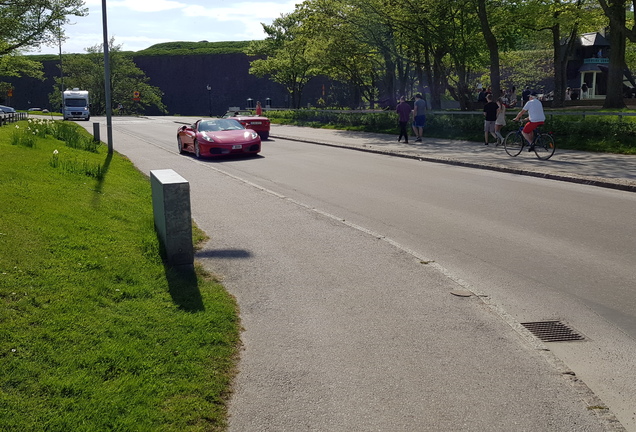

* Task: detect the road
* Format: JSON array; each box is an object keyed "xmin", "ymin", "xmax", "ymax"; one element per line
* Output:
[{"xmin": 81, "ymin": 116, "xmax": 636, "ymax": 430}]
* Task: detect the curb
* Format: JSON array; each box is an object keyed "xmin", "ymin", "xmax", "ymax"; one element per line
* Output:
[{"xmin": 271, "ymin": 134, "xmax": 636, "ymax": 193}]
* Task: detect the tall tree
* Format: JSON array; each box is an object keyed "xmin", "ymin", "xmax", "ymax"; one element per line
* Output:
[
  {"xmin": 0, "ymin": 0, "xmax": 87, "ymax": 56},
  {"xmin": 246, "ymin": 11, "xmax": 320, "ymax": 109},
  {"xmin": 50, "ymin": 40, "xmax": 166, "ymax": 115},
  {"xmin": 300, "ymin": 0, "xmax": 382, "ymax": 108},
  {"xmin": 599, "ymin": 0, "xmax": 628, "ymax": 108},
  {"xmin": 475, "ymin": 0, "xmax": 502, "ymax": 98}
]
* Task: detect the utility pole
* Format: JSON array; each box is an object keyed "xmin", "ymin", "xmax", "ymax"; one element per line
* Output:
[{"xmin": 102, "ymin": 0, "xmax": 113, "ymax": 154}]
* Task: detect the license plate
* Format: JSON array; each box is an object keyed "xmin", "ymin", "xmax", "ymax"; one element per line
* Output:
[
  {"xmin": 250, "ymin": 121, "xmax": 262, "ymax": 125},
  {"xmin": 232, "ymin": 145, "xmax": 242, "ymax": 149}
]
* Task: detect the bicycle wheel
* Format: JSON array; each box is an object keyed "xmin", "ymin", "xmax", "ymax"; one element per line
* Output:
[
  {"xmin": 533, "ymin": 133, "xmax": 556, "ymax": 160},
  {"xmin": 504, "ymin": 131, "xmax": 524, "ymax": 156}
]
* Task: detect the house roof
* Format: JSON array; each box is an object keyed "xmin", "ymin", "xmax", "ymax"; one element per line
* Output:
[{"xmin": 580, "ymin": 32, "xmax": 610, "ymax": 47}]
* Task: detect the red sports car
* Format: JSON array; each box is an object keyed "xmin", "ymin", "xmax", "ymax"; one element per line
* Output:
[
  {"xmin": 223, "ymin": 110, "xmax": 270, "ymax": 140},
  {"xmin": 177, "ymin": 118, "xmax": 261, "ymax": 158}
]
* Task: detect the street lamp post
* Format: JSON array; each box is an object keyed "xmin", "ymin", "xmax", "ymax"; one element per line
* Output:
[{"xmin": 206, "ymin": 84, "xmax": 212, "ymax": 117}]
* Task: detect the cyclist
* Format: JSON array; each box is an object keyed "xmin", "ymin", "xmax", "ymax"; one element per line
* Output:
[{"xmin": 513, "ymin": 91, "xmax": 545, "ymax": 148}]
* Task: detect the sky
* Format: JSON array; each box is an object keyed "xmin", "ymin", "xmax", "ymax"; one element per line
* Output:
[{"xmin": 34, "ymin": 0, "xmax": 300, "ymax": 55}]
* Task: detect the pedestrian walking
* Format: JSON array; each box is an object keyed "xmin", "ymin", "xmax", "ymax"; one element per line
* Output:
[
  {"xmin": 507, "ymin": 86, "xmax": 517, "ymax": 107},
  {"xmin": 483, "ymin": 94, "xmax": 498, "ymax": 146},
  {"xmin": 255, "ymin": 101, "xmax": 263, "ymax": 116},
  {"xmin": 396, "ymin": 96, "xmax": 412, "ymax": 143},
  {"xmin": 495, "ymin": 97, "xmax": 507, "ymax": 145},
  {"xmin": 412, "ymin": 94, "xmax": 427, "ymax": 142}
]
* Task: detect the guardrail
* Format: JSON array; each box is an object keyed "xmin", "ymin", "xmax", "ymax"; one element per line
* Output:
[{"xmin": 0, "ymin": 112, "xmax": 28, "ymax": 126}]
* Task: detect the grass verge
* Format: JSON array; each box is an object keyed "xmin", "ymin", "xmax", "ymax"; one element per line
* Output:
[{"xmin": 0, "ymin": 120, "xmax": 240, "ymax": 431}]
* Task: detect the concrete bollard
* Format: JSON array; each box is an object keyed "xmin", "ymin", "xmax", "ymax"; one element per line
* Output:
[
  {"xmin": 150, "ymin": 169, "xmax": 194, "ymax": 267},
  {"xmin": 93, "ymin": 122, "xmax": 100, "ymax": 142}
]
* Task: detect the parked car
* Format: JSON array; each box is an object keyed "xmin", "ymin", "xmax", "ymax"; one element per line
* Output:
[
  {"xmin": 222, "ymin": 110, "xmax": 271, "ymax": 140},
  {"xmin": 27, "ymin": 107, "xmax": 42, "ymax": 112},
  {"xmin": 177, "ymin": 118, "xmax": 261, "ymax": 158},
  {"xmin": 0, "ymin": 105, "xmax": 16, "ymax": 113}
]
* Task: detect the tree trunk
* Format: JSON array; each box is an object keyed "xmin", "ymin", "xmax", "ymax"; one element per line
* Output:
[
  {"xmin": 476, "ymin": 0, "xmax": 501, "ymax": 98},
  {"xmin": 551, "ymin": 22, "xmax": 577, "ymax": 108},
  {"xmin": 604, "ymin": 0, "xmax": 627, "ymax": 109}
]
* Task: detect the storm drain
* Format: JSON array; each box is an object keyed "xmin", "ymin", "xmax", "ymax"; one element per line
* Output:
[{"xmin": 520, "ymin": 320, "xmax": 584, "ymax": 342}]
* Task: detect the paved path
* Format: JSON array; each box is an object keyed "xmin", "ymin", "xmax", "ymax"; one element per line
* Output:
[
  {"xmin": 217, "ymin": 124, "xmax": 631, "ymax": 431},
  {"xmin": 270, "ymin": 124, "xmax": 636, "ymax": 192},
  {"xmin": 84, "ymin": 118, "xmax": 632, "ymax": 431}
]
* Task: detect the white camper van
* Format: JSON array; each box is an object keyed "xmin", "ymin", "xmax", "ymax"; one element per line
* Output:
[{"xmin": 62, "ymin": 89, "xmax": 90, "ymax": 121}]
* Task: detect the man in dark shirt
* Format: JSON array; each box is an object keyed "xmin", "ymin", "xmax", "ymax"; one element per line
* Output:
[
  {"xmin": 396, "ymin": 96, "xmax": 412, "ymax": 143},
  {"xmin": 483, "ymin": 94, "xmax": 498, "ymax": 146},
  {"xmin": 522, "ymin": 86, "xmax": 532, "ymax": 104}
]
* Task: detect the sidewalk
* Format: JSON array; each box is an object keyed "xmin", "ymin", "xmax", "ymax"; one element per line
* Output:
[
  {"xmin": 270, "ymin": 124, "xmax": 636, "ymax": 192},
  {"xmin": 216, "ymin": 123, "xmax": 630, "ymax": 431},
  {"xmin": 84, "ymin": 118, "xmax": 630, "ymax": 431}
]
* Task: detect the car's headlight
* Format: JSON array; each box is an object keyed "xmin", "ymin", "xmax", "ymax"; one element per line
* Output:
[
  {"xmin": 245, "ymin": 131, "xmax": 258, "ymax": 139},
  {"xmin": 201, "ymin": 132, "xmax": 215, "ymax": 142}
]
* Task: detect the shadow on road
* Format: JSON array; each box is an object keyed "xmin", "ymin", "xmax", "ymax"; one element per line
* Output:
[{"xmin": 196, "ymin": 248, "xmax": 252, "ymax": 259}]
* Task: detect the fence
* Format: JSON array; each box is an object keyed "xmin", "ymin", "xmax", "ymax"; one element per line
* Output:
[{"xmin": 0, "ymin": 112, "xmax": 28, "ymax": 126}]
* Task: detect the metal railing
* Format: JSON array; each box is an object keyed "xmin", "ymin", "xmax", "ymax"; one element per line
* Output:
[{"xmin": 0, "ymin": 112, "xmax": 28, "ymax": 125}]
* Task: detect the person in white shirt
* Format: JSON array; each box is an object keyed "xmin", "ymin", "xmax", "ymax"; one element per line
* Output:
[{"xmin": 513, "ymin": 92, "xmax": 545, "ymax": 147}]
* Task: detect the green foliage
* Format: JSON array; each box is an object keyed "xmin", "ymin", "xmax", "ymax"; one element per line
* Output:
[
  {"xmin": 266, "ymin": 109, "xmax": 636, "ymax": 154},
  {"xmin": 136, "ymin": 41, "xmax": 251, "ymax": 56},
  {"xmin": 0, "ymin": 121, "xmax": 240, "ymax": 430},
  {"xmin": 246, "ymin": 10, "xmax": 322, "ymax": 108},
  {"xmin": 500, "ymin": 49, "xmax": 553, "ymax": 90},
  {"xmin": 0, "ymin": 0, "xmax": 87, "ymax": 56},
  {"xmin": 9, "ymin": 123, "xmax": 36, "ymax": 147},
  {"xmin": 49, "ymin": 39, "xmax": 166, "ymax": 116},
  {"xmin": 546, "ymin": 114, "xmax": 636, "ymax": 152},
  {"xmin": 0, "ymin": 54, "xmax": 43, "ymax": 79}
]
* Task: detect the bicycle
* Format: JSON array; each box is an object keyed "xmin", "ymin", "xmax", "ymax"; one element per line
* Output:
[{"xmin": 503, "ymin": 120, "xmax": 556, "ymax": 160}]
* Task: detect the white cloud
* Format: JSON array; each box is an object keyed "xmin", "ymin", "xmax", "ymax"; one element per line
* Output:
[
  {"xmin": 32, "ymin": 0, "xmax": 300, "ymax": 54},
  {"xmin": 183, "ymin": 1, "xmax": 298, "ymax": 20},
  {"xmin": 107, "ymin": 0, "xmax": 187, "ymax": 13}
]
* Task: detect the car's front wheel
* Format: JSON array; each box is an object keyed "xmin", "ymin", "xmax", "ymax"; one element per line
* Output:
[
  {"xmin": 177, "ymin": 136, "xmax": 184, "ymax": 154},
  {"xmin": 194, "ymin": 140, "xmax": 201, "ymax": 158}
]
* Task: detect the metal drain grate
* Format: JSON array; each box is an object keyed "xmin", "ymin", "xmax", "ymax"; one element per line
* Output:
[{"xmin": 520, "ymin": 320, "xmax": 584, "ymax": 342}]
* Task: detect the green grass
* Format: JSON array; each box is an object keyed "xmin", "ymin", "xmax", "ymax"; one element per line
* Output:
[{"xmin": 0, "ymin": 120, "xmax": 240, "ymax": 431}]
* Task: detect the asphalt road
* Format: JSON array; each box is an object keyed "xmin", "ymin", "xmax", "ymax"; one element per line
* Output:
[{"xmin": 80, "ymin": 117, "xmax": 635, "ymax": 431}]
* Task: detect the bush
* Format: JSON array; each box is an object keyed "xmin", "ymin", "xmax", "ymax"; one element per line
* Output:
[{"xmin": 265, "ymin": 109, "xmax": 636, "ymax": 154}]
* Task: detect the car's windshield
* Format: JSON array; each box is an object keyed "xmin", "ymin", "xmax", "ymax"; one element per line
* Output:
[
  {"xmin": 198, "ymin": 119, "xmax": 244, "ymax": 132},
  {"xmin": 65, "ymin": 98, "xmax": 87, "ymax": 107}
]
